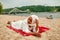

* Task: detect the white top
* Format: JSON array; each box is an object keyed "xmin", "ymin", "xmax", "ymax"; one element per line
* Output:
[{"xmin": 11, "ymin": 15, "xmax": 39, "ymax": 33}]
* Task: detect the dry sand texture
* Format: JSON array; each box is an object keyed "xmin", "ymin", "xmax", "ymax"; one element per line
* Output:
[{"xmin": 0, "ymin": 15, "xmax": 60, "ymax": 40}]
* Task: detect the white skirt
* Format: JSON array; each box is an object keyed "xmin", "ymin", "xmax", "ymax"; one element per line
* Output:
[
  {"xmin": 11, "ymin": 19, "xmax": 30, "ymax": 33},
  {"xmin": 11, "ymin": 20, "xmax": 23, "ymax": 29}
]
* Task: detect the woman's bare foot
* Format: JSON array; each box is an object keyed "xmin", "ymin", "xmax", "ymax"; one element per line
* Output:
[{"xmin": 7, "ymin": 20, "xmax": 16, "ymax": 25}]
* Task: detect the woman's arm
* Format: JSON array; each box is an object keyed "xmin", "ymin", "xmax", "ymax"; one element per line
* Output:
[
  {"xmin": 35, "ymin": 19, "xmax": 39, "ymax": 32},
  {"xmin": 30, "ymin": 32, "xmax": 41, "ymax": 37}
]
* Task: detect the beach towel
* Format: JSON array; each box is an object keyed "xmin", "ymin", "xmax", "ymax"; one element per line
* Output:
[{"xmin": 7, "ymin": 25, "xmax": 49, "ymax": 36}]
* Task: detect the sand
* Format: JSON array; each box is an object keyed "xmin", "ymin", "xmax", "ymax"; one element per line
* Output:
[{"xmin": 0, "ymin": 15, "xmax": 60, "ymax": 40}]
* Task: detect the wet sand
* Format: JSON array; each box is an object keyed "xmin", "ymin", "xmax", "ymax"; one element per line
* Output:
[{"xmin": 0, "ymin": 15, "xmax": 60, "ymax": 40}]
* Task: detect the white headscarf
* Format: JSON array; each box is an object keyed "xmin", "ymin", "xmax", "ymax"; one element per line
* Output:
[{"xmin": 30, "ymin": 15, "xmax": 39, "ymax": 24}]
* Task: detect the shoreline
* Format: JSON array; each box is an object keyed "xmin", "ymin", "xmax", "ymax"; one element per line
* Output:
[{"xmin": 1, "ymin": 12, "xmax": 60, "ymax": 18}]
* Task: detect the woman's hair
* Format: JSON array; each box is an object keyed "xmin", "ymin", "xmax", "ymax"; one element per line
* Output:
[{"xmin": 27, "ymin": 16, "xmax": 32, "ymax": 24}]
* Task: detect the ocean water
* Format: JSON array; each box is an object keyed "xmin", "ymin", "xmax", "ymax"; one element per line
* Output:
[{"xmin": 7, "ymin": 12, "xmax": 60, "ymax": 18}]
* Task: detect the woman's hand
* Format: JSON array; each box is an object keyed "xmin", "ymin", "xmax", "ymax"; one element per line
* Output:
[
  {"xmin": 33, "ymin": 32, "xmax": 41, "ymax": 37},
  {"xmin": 30, "ymin": 32, "xmax": 41, "ymax": 37}
]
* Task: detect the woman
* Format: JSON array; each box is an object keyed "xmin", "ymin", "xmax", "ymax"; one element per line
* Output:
[{"xmin": 7, "ymin": 15, "xmax": 49, "ymax": 37}]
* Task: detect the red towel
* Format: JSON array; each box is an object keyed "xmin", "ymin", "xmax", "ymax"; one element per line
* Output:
[{"xmin": 7, "ymin": 26, "xmax": 49, "ymax": 36}]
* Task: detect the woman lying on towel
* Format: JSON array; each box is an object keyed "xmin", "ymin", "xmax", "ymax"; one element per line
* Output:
[{"xmin": 7, "ymin": 15, "xmax": 49, "ymax": 37}]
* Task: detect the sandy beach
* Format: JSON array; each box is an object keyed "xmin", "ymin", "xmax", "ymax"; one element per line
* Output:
[{"xmin": 0, "ymin": 15, "xmax": 60, "ymax": 40}]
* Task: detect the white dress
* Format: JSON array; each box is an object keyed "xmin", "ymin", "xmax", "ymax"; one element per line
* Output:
[{"xmin": 11, "ymin": 15, "xmax": 39, "ymax": 33}]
